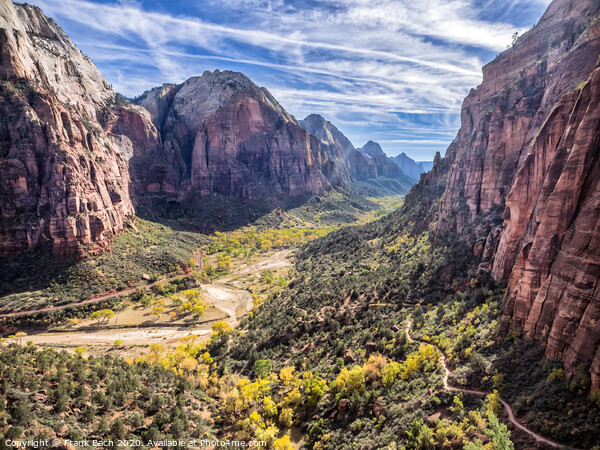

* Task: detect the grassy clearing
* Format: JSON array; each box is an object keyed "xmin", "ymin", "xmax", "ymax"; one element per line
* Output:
[{"xmin": 358, "ymin": 195, "xmax": 405, "ymax": 223}]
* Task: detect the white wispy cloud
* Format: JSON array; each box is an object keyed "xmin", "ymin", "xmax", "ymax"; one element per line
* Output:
[{"xmin": 23, "ymin": 0, "xmax": 550, "ymax": 159}]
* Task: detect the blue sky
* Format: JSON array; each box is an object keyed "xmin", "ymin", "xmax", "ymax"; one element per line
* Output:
[{"xmin": 23, "ymin": 0, "xmax": 551, "ymax": 160}]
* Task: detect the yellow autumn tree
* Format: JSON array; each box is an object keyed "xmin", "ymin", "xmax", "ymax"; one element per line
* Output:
[
  {"xmin": 335, "ymin": 366, "xmax": 366, "ymax": 396},
  {"xmin": 149, "ymin": 343, "xmax": 164, "ymax": 363},
  {"xmin": 279, "ymin": 366, "xmax": 296, "ymax": 386},
  {"xmin": 273, "ymin": 435, "xmax": 294, "ymax": 450},
  {"xmin": 152, "ymin": 306, "xmax": 166, "ymax": 320},
  {"xmin": 212, "ymin": 321, "xmax": 233, "ymax": 335}
]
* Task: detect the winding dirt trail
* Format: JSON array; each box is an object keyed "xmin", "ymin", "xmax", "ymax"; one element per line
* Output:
[
  {"xmin": 405, "ymin": 320, "xmax": 573, "ymax": 449},
  {"xmin": 0, "ymin": 273, "xmax": 191, "ymax": 319},
  {"xmin": 0, "ymin": 250, "xmax": 292, "ymax": 320},
  {"xmin": 11, "ymin": 251, "xmax": 292, "ymax": 347}
]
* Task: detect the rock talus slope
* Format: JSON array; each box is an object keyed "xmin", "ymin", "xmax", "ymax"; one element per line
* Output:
[
  {"xmin": 0, "ymin": 0, "xmax": 159, "ymax": 256},
  {"xmin": 433, "ymin": 0, "xmax": 600, "ymax": 387}
]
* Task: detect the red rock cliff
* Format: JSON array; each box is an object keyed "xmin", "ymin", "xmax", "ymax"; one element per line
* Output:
[
  {"xmin": 0, "ymin": 0, "xmax": 159, "ymax": 256},
  {"xmin": 134, "ymin": 71, "xmax": 332, "ymax": 203},
  {"xmin": 435, "ymin": 0, "xmax": 600, "ymax": 387},
  {"xmin": 0, "ymin": 0, "xmax": 366, "ymax": 257}
]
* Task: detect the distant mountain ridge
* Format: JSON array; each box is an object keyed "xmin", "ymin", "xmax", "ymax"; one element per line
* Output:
[
  {"xmin": 418, "ymin": 161, "xmax": 434, "ymax": 172},
  {"xmin": 299, "ymin": 115, "xmax": 416, "ymax": 194},
  {"xmin": 358, "ymin": 140, "xmax": 385, "ymax": 158},
  {"xmin": 356, "ymin": 140, "xmax": 408, "ymax": 179},
  {"xmin": 390, "ymin": 153, "xmax": 429, "ymax": 180}
]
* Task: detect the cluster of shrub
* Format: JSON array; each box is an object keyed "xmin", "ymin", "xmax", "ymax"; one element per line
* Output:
[{"xmin": 0, "ymin": 342, "xmax": 212, "ymax": 446}]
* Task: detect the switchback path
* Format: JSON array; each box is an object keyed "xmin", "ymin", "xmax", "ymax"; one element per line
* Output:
[{"xmin": 405, "ymin": 320, "xmax": 573, "ymax": 449}]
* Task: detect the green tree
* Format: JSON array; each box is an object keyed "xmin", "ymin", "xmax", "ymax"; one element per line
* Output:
[
  {"xmin": 110, "ymin": 419, "xmax": 126, "ymax": 439},
  {"xmin": 254, "ymin": 359, "xmax": 273, "ymax": 378},
  {"xmin": 335, "ymin": 366, "xmax": 365, "ymax": 396},
  {"xmin": 128, "ymin": 412, "xmax": 144, "ymax": 429},
  {"xmin": 492, "ymin": 370, "xmax": 505, "ymax": 391},
  {"xmin": 279, "ymin": 407, "xmax": 294, "ymax": 428},
  {"xmin": 55, "ymin": 394, "xmax": 69, "ymax": 413},
  {"xmin": 303, "ymin": 373, "xmax": 327, "ymax": 404},
  {"xmin": 450, "ymin": 395, "xmax": 464, "ymax": 417},
  {"xmin": 82, "ymin": 405, "xmax": 95, "ymax": 423},
  {"xmin": 547, "ymin": 368, "xmax": 565, "ymax": 383},
  {"xmin": 485, "ymin": 412, "xmax": 514, "ymax": 449}
]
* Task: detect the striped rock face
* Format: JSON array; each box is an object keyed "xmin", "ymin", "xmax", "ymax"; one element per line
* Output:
[
  {"xmin": 0, "ymin": 0, "xmax": 160, "ymax": 256},
  {"xmin": 433, "ymin": 0, "xmax": 600, "ymax": 388},
  {"xmin": 133, "ymin": 71, "xmax": 333, "ymax": 204}
]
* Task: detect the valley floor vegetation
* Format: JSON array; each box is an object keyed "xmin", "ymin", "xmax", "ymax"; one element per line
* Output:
[
  {"xmin": 0, "ymin": 189, "xmax": 386, "ymax": 317},
  {"xmin": 1, "ymin": 186, "xmax": 599, "ymax": 449}
]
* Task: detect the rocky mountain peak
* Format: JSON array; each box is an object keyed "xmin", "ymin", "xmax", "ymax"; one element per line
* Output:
[
  {"xmin": 299, "ymin": 114, "xmax": 355, "ymax": 154},
  {"xmin": 137, "ymin": 70, "xmax": 295, "ymax": 136},
  {"xmin": 389, "ymin": 152, "xmax": 425, "ymax": 181},
  {"xmin": 131, "ymin": 72, "xmax": 330, "ymax": 201},
  {"xmin": 0, "ymin": 0, "xmax": 113, "ymax": 115},
  {"xmin": 359, "ymin": 140, "xmax": 385, "ymax": 158}
]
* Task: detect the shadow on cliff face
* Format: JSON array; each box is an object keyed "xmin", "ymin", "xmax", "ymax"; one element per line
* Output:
[
  {"xmin": 0, "ymin": 186, "xmax": 376, "ymax": 312},
  {"xmin": 0, "ymin": 218, "xmax": 210, "ymax": 314},
  {"xmin": 0, "ymin": 242, "xmax": 80, "ymax": 311},
  {"xmin": 134, "ymin": 187, "xmax": 378, "ymax": 234},
  {"xmin": 135, "ymin": 195, "xmax": 291, "ymax": 234},
  {"xmin": 472, "ymin": 338, "xmax": 600, "ymax": 448}
]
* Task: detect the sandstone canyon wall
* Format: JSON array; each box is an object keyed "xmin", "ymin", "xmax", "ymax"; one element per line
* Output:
[
  {"xmin": 299, "ymin": 113, "xmax": 361, "ymax": 179},
  {"xmin": 0, "ymin": 2, "xmax": 350, "ymax": 256},
  {"xmin": 434, "ymin": 0, "xmax": 600, "ymax": 387},
  {"xmin": 0, "ymin": 0, "xmax": 160, "ymax": 256},
  {"xmin": 133, "ymin": 72, "xmax": 340, "ymax": 204}
]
